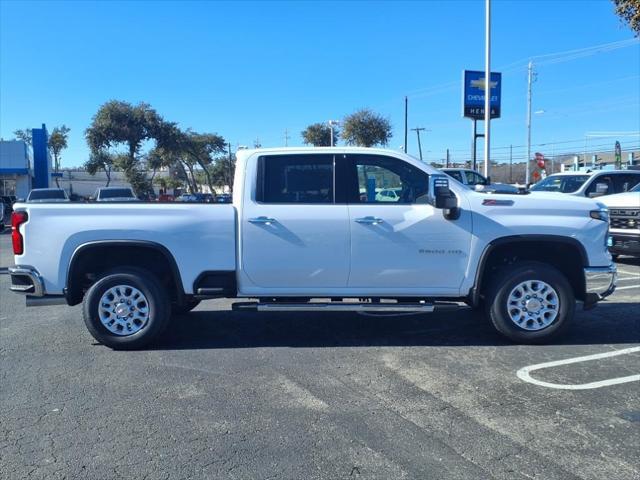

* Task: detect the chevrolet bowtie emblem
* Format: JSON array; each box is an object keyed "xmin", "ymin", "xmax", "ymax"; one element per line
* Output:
[{"xmin": 470, "ymin": 78, "xmax": 498, "ymax": 90}]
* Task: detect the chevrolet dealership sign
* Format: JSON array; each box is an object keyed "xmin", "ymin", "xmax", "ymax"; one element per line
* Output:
[{"xmin": 463, "ymin": 70, "xmax": 502, "ymax": 119}]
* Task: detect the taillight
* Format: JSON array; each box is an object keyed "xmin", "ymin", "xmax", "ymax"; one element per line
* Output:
[{"xmin": 11, "ymin": 211, "xmax": 28, "ymax": 255}]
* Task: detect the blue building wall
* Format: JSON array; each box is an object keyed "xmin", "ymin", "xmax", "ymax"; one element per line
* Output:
[{"xmin": 31, "ymin": 124, "xmax": 49, "ymax": 188}]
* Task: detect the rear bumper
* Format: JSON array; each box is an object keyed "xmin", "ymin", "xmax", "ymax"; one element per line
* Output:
[
  {"xmin": 4, "ymin": 265, "xmax": 45, "ymax": 296},
  {"xmin": 583, "ymin": 264, "xmax": 617, "ymax": 308},
  {"xmin": 1, "ymin": 265, "xmax": 67, "ymax": 306}
]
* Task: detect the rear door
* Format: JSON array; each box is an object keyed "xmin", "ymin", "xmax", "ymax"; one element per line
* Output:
[
  {"xmin": 240, "ymin": 153, "xmax": 350, "ymax": 289},
  {"xmin": 345, "ymin": 154, "xmax": 473, "ymax": 293}
]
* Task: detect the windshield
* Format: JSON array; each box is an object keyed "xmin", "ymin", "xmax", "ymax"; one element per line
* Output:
[
  {"xmin": 530, "ymin": 175, "xmax": 589, "ymax": 193},
  {"xmin": 99, "ymin": 188, "xmax": 134, "ymax": 199},
  {"xmin": 631, "ymin": 183, "xmax": 640, "ymax": 193},
  {"xmin": 28, "ymin": 189, "xmax": 66, "ymax": 200}
]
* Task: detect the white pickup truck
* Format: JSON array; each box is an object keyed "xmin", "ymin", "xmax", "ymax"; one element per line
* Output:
[{"xmin": 5, "ymin": 148, "xmax": 616, "ymax": 349}]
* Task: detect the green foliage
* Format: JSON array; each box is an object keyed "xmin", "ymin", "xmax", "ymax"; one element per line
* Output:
[
  {"xmin": 84, "ymin": 150, "xmax": 116, "ymax": 186},
  {"xmin": 613, "ymin": 0, "xmax": 640, "ymax": 35},
  {"xmin": 341, "ymin": 109, "xmax": 392, "ymax": 147},
  {"xmin": 13, "ymin": 128, "xmax": 32, "ymax": 147},
  {"xmin": 208, "ymin": 153, "xmax": 236, "ymax": 192},
  {"xmin": 301, "ymin": 123, "xmax": 337, "ymax": 147},
  {"xmin": 48, "ymin": 125, "xmax": 71, "ymax": 186},
  {"xmin": 85, "ymin": 100, "xmax": 166, "ymax": 195}
]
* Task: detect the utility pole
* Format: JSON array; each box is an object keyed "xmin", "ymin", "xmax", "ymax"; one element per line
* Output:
[
  {"xmin": 509, "ymin": 144, "xmax": 513, "ymax": 183},
  {"xmin": 404, "ymin": 96, "xmax": 408, "ymax": 152},
  {"xmin": 483, "ymin": 0, "xmax": 491, "ymax": 178},
  {"xmin": 446, "ymin": 148, "xmax": 450, "ymax": 168},
  {"xmin": 228, "ymin": 142, "xmax": 233, "ymax": 194},
  {"xmin": 284, "ymin": 129, "xmax": 290, "ymax": 147},
  {"xmin": 411, "ymin": 127, "xmax": 427, "ymax": 161},
  {"xmin": 526, "ymin": 60, "xmax": 533, "ymax": 185}
]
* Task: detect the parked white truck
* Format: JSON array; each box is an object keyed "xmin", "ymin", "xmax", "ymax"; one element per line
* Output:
[{"xmin": 5, "ymin": 148, "xmax": 616, "ymax": 349}]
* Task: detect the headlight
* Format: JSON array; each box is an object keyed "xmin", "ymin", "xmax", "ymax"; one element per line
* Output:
[{"xmin": 590, "ymin": 206, "xmax": 609, "ymax": 222}]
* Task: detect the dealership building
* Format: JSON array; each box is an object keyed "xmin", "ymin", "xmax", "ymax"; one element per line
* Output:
[{"xmin": 0, "ymin": 124, "xmax": 52, "ymax": 198}]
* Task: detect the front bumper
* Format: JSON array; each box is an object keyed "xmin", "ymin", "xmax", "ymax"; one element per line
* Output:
[
  {"xmin": 609, "ymin": 231, "xmax": 640, "ymax": 257},
  {"xmin": 583, "ymin": 264, "xmax": 617, "ymax": 308}
]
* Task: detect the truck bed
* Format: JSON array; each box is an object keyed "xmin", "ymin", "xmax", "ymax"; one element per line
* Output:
[{"xmin": 14, "ymin": 203, "xmax": 237, "ymax": 295}]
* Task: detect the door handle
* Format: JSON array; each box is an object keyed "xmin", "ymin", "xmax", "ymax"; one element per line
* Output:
[
  {"xmin": 355, "ymin": 216, "xmax": 384, "ymax": 225},
  {"xmin": 248, "ymin": 216, "xmax": 276, "ymax": 225}
]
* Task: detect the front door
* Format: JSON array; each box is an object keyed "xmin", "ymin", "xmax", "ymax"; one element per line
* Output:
[
  {"xmin": 346, "ymin": 154, "xmax": 473, "ymax": 294},
  {"xmin": 241, "ymin": 153, "xmax": 350, "ymax": 290}
]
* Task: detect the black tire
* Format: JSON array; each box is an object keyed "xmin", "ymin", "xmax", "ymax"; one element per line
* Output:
[
  {"xmin": 172, "ymin": 298, "xmax": 201, "ymax": 315},
  {"xmin": 82, "ymin": 268, "xmax": 171, "ymax": 350},
  {"xmin": 484, "ymin": 261, "xmax": 575, "ymax": 344}
]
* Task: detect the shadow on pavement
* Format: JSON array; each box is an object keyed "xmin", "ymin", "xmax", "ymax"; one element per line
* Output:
[{"xmin": 153, "ymin": 301, "xmax": 640, "ymax": 350}]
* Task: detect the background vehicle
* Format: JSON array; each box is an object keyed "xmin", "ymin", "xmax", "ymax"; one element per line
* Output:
[
  {"xmin": 215, "ymin": 193, "xmax": 232, "ymax": 203},
  {"xmin": 93, "ymin": 187, "xmax": 138, "ymax": 202},
  {"xmin": 529, "ymin": 170, "xmax": 640, "ymax": 198},
  {"xmin": 5, "ymin": 148, "xmax": 615, "ymax": 349},
  {"xmin": 0, "ymin": 202, "xmax": 4, "ymax": 232},
  {"xmin": 1, "ymin": 195, "xmax": 16, "ymax": 216},
  {"xmin": 599, "ymin": 182, "xmax": 640, "ymax": 258},
  {"xmin": 26, "ymin": 188, "xmax": 70, "ymax": 203},
  {"xmin": 375, "ymin": 188, "xmax": 401, "ymax": 202},
  {"xmin": 441, "ymin": 168, "xmax": 520, "ymax": 194},
  {"xmin": 176, "ymin": 193, "xmax": 214, "ymax": 203}
]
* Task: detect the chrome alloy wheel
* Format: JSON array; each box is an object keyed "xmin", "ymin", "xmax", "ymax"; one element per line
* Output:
[
  {"xmin": 98, "ymin": 285, "xmax": 150, "ymax": 336},
  {"xmin": 506, "ymin": 280, "xmax": 559, "ymax": 331}
]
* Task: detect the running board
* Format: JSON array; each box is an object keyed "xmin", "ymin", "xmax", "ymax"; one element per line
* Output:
[{"xmin": 233, "ymin": 302, "xmax": 434, "ymax": 313}]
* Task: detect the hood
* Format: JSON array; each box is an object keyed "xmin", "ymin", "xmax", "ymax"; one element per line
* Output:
[
  {"xmin": 465, "ymin": 190, "xmax": 601, "ymax": 215},
  {"xmin": 597, "ymin": 192, "xmax": 640, "ymax": 208}
]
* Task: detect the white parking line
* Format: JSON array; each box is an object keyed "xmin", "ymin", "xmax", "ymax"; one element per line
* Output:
[
  {"xmin": 614, "ymin": 285, "xmax": 640, "ymax": 291},
  {"xmin": 517, "ymin": 346, "xmax": 640, "ymax": 390}
]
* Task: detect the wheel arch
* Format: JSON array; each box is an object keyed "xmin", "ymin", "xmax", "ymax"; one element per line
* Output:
[
  {"xmin": 65, "ymin": 240, "xmax": 185, "ymax": 306},
  {"xmin": 470, "ymin": 235, "xmax": 588, "ymax": 306}
]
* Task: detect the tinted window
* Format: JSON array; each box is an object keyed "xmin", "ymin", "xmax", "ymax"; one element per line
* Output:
[
  {"xmin": 585, "ymin": 176, "xmax": 613, "ymax": 196},
  {"xmin": 349, "ymin": 155, "xmax": 429, "ymax": 204},
  {"xmin": 100, "ymin": 189, "xmax": 134, "ymax": 199},
  {"xmin": 612, "ymin": 174, "xmax": 640, "ymax": 193},
  {"xmin": 464, "ymin": 171, "xmax": 486, "ymax": 186},
  {"xmin": 259, "ymin": 154, "xmax": 333, "ymax": 203},
  {"xmin": 530, "ymin": 175, "xmax": 589, "ymax": 193},
  {"xmin": 445, "ymin": 170, "xmax": 464, "ymax": 183},
  {"xmin": 29, "ymin": 189, "xmax": 66, "ymax": 200}
]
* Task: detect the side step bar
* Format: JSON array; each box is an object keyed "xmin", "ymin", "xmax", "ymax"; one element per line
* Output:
[{"xmin": 233, "ymin": 302, "xmax": 434, "ymax": 313}]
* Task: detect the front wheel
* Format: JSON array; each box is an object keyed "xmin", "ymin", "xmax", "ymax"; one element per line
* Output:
[
  {"xmin": 82, "ymin": 268, "xmax": 171, "ymax": 350},
  {"xmin": 484, "ymin": 262, "xmax": 575, "ymax": 344}
]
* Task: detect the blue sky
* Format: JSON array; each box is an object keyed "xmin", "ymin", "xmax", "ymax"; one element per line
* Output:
[{"xmin": 1, "ymin": 0, "xmax": 638, "ymax": 167}]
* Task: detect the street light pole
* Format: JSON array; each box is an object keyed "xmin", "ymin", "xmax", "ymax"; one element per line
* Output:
[
  {"xmin": 483, "ymin": 0, "xmax": 491, "ymax": 178},
  {"xmin": 526, "ymin": 60, "xmax": 533, "ymax": 185}
]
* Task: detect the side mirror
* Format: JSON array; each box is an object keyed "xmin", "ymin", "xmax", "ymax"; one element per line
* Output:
[{"xmin": 428, "ymin": 175, "xmax": 458, "ymax": 209}]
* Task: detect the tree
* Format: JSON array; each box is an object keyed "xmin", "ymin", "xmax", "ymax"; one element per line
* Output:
[
  {"xmin": 613, "ymin": 0, "xmax": 640, "ymax": 35},
  {"xmin": 208, "ymin": 153, "xmax": 236, "ymax": 192},
  {"xmin": 84, "ymin": 150, "xmax": 116, "ymax": 187},
  {"xmin": 13, "ymin": 128, "xmax": 32, "ymax": 147},
  {"xmin": 301, "ymin": 123, "xmax": 337, "ymax": 147},
  {"xmin": 48, "ymin": 125, "xmax": 71, "ymax": 187},
  {"xmin": 341, "ymin": 109, "xmax": 392, "ymax": 147},
  {"xmin": 85, "ymin": 100, "xmax": 164, "ymax": 195}
]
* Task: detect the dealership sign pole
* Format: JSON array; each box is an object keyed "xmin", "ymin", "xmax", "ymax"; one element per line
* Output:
[
  {"xmin": 463, "ymin": 70, "xmax": 501, "ymax": 172},
  {"xmin": 484, "ymin": 0, "xmax": 491, "ymax": 178}
]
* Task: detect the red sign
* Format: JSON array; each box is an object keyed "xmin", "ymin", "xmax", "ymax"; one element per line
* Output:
[{"xmin": 534, "ymin": 152, "xmax": 545, "ymax": 168}]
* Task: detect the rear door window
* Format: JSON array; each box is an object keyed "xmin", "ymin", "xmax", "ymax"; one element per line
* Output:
[{"xmin": 257, "ymin": 154, "xmax": 334, "ymax": 204}]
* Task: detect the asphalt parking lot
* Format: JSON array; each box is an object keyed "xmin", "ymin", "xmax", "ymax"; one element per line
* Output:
[{"xmin": 1, "ymin": 232, "xmax": 638, "ymax": 480}]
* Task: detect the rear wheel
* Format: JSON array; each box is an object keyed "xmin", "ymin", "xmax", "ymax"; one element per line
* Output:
[
  {"xmin": 82, "ymin": 268, "xmax": 171, "ymax": 350},
  {"xmin": 484, "ymin": 262, "xmax": 575, "ymax": 344}
]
